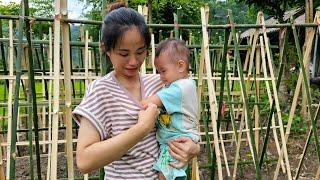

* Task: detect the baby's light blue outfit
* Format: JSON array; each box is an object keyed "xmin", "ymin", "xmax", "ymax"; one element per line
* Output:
[{"xmin": 153, "ymin": 79, "xmax": 200, "ymax": 180}]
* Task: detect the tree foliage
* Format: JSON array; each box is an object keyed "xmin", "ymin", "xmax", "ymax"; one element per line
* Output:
[
  {"xmin": 236, "ymin": 0, "xmax": 304, "ymax": 22},
  {"xmin": 78, "ymin": 0, "xmax": 255, "ymax": 43},
  {"xmin": 29, "ymin": 0, "xmax": 54, "ymax": 18},
  {"xmin": 0, "ymin": 2, "xmax": 20, "ymax": 15},
  {"xmin": 206, "ymin": 0, "xmax": 255, "ymax": 25},
  {"xmin": 0, "ymin": 2, "xmax": 20, "ymax": 37}
]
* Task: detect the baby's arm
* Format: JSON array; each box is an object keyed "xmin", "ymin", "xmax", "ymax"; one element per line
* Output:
[{"xmin": 141, "ymin": 94, "xmax": 163, "ymax": 108}]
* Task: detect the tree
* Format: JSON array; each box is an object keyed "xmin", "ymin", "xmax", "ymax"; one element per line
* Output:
[
  {"xmin": 0, "ymin": 2, "xmax": 20, "ymax": 37},
  {"xmin": 204, "ymin": 0, "xmax": 255, "ymax": 43},
  {"xmin": 78, "ymin": 0, "xmax": 203, "ymax": 42},
  {"xmin": 29, "ymin": 0, "xmax": 54, "ymax": 18},
  {"xmin": 0, "ymin": 2, "xmax": 20, "ymax": 15},
  {"xmin": 206, "ymin": 0, "xmax": 255, "ymax": 25},
  {"xmin": 236, "ymin": 0, "xmax": 304, "ymax": 23}
]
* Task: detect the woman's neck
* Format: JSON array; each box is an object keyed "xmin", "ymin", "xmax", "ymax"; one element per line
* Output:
[{"xmin": 114, "ymin": 72, "xmax": 140, "ymax": 91}]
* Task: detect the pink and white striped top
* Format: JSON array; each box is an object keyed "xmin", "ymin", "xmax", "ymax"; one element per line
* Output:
[{"xmin": 72, "ymin": 71, "xmax": 163, "ymax": 180}]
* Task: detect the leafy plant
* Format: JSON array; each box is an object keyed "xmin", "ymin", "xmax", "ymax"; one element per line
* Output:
[{"xmin": 282, "ymin": 113, "xmax": 307, "ymax": 136}]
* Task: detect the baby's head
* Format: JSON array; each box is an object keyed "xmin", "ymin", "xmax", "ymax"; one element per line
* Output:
[{"xmin": 155, "ymin": 39, "xmax": 190, "ymax": 86}]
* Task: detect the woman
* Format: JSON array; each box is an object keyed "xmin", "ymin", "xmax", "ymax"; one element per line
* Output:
[{"xmin": 72, "ymin": 2, "xmax": 200, "ymax": 179}]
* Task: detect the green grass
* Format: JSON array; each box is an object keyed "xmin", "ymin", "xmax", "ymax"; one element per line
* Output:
[{"xmin": 0, "ymin": 79, "xmax": 86, "ymax": 102}]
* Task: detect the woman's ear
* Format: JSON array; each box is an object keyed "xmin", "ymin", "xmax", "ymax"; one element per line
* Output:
[{"xmin": 106, "ymin": 51, "xmax": 110, "ymax": 57}]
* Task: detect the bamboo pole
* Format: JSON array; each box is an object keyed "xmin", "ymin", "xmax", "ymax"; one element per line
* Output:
[
  {"xmin": 84, "ymin": 30, "xmax": 89, "ymax": 88},
  {"xmin": 194, "ymin": 16, "xmax": 206, "ymax": 180},
  {"xmin": 61, "ymin": 0, "xmax": 74, "ymax": 178},
  {"xmin": 260, "ymin": 35, "xmax": 287, "ymax": 171},
  {"xmin": 202, "ymin": 103, "xmax": 214, "ymax": 177},
  {"xmin": 0, "ymin": 38, "xmax": 282, "ymax": 50},
  {"xmin": 50, "ymin": 0, "xmax": 61, "ymax": 178},
  {"xmin": 0, "ymin": 19, "xmax": 9, "ymax": 89},
  {"xmin": 88, "ymin": 39, "xmax": 93, "ymax": 85},
  {"xmin": 253, "ymin": 49, "xmax": 261, "ymax": 153},
  {"xmin": 246, "ymin": 14, "xmax": 261, "ymax": 151},
  {"xmin": 259, "ymin": 28, "xmax": 290, "ymax": 173},
  {"xmin": 291, "ymin": 12, "xmax": 320, "ymax": 179},
  {"xmin": 45, "ymin": 28, "xmax": 52, "ymax": 178},
  {"xmin": 0, "ymin": 139, "xmax": 4, "ymax": 179},
  {"xmin": 260, "ymin": 35, "xmax": 286, "ymax": 173},
  {"xmin": 0, "ymin": 19, "xmax": 9, "ymax": 179},
  {"xmin": 257, "ymin": 12, "xmax": 291, "ymax": 179},
  {"xmin": 0, "ymin": 4, "xmax": 319, "ymax": 179},
  {"xmin": 151, "ymin": 34, "xmax": 156, "ymax": 74},
  {"xmin": 0, "ymin": 14, "xmax": 319, "ymax": 29},
  {"xmin": 82, "ymin": 30, "xmax": 90, "ymax": 178},
  {"xmin": 41, "ymin": 62, "xmax": 46, "ymax": 153},
  {"xmin": 217, "ymin": 29, "xmax": 231, "ymax": 177},
  {"xmin": 228, "ymin": 9, "xmax": 261, "ymax": 179},
  {"xmin": 232, "ymin": 99, "xmax": 246, "ymax": 180},
  {"xmin": 5, "ymin": 20, "xmax": 14, "ymax": 180},
  {"xmin": 200, "ymin": 6, "xmax": 223, "ymax": 179},
  {"xmin": 138, "ymin": 5, "xmax": 146, "ymax": 74},
  {"xmin": 226, "ymin": 51, "xmax": 238, "ymax": 147},
  {"xmin": 9, "ymin": 0, "xmax": 25, "ymax": 178},
  {"xmin": 24, "ymin": 0, "xmax": 42, "ymax": 178},
  {"xmin": 315, "ymin": 163, "xmax": 320, "ymax": 180},
  {"xmin": 274, "ymin": 13, "xmax": 318, "ymax": 180}
]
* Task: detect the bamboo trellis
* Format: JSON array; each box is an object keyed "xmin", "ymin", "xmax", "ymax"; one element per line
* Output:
[{"xmin": 0, "ymin": 1, "xmax": 319, "ymax": 179}]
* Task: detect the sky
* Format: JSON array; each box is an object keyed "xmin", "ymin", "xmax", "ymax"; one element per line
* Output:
[{"xmin": 0, "ymin": 0, "xmax": 87, "ymax": 19}]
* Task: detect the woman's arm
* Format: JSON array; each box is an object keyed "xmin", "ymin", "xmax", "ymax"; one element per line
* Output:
[
  {"xmin": 168, "ymin": 136, "xmax": 200, "ymax": 168},
  {"xmin": 76, "ymin": 103, "xmax": 160, "ymax": 173}
]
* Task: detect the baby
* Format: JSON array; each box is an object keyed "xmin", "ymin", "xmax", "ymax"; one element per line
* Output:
[{"xmin": 141, "ymin": 38, "xmax": 199, "ymax": 180}]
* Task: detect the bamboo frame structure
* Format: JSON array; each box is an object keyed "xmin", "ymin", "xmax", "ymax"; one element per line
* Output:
[{"xmin": 0, "ymin": 1, "xmax": 319, "ymax": 179}]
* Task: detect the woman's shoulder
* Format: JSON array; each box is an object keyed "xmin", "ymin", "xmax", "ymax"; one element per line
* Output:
[
  {"xmin": 91, "ymin": 73, "xmax": 115, "ymax": 86},
  {"xmin": 84, "ymin": 73, "xmax": 117, "ymax": 94}
]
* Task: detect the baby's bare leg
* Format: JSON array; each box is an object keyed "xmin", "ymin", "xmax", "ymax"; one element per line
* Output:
[{"xmin": 159, "ymin": 172, "xmax": 166, "ymax": 180}]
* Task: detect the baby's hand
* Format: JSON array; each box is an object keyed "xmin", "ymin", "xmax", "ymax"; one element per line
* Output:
[{"xmin": 137, "ymin": 103, "xmax": 159, "ymax": 134}]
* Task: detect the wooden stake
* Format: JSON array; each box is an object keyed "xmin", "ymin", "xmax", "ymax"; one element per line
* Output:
[
  {"xmin": 50, "ymin": 0, "xmax": 61, "ymax": 178},
  {"xmin": 61, "ymin": 1, "xmax": 74, "ymax": 178}
]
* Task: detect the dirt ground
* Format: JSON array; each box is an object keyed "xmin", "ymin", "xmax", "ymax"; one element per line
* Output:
[
  {"xmin": 3, "ymin": 126, "xmax": 318, "ymax": 180},
  {"xmin": 198, "ymin": 135, "xmax": 319, "ymax": 180}
]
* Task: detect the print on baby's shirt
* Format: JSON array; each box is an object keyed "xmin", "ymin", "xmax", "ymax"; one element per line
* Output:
[{"xmin": 158, "ymin": 108, "xmax": 177, "ymax": 131}]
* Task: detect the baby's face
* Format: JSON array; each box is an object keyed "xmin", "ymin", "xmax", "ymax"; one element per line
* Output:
[{"xmin": 155, "ymin": 54, "xmax": 185, "ymax": 86}]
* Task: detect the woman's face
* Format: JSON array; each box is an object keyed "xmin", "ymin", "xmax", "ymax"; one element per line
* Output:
[{"xmin": 107, "ymin": 26, "xmax": 147, "ymax": 78}]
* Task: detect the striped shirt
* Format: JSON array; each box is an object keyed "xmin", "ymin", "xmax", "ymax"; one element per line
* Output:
[{"xmin": 72, "ymin": 71, "xmax": 163, "ymax": 180}]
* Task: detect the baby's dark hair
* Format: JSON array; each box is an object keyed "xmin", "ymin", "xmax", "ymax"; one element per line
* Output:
[
  {"xmin": 102, "ymin": 2, "xmax": 151, "ymax": 53},
  {"xmin": 155, "ymin": 38, "xmax": 190, "ymax": 69}
]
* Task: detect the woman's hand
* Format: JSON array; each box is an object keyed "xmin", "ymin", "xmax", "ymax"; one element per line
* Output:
[
  {"xmin": 137, "ymin": 103, "xmax": 160, "ymax": 134},
  {"xmin": 167, "ymin": 136, "xmax": 200, "ymax": 168}
]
